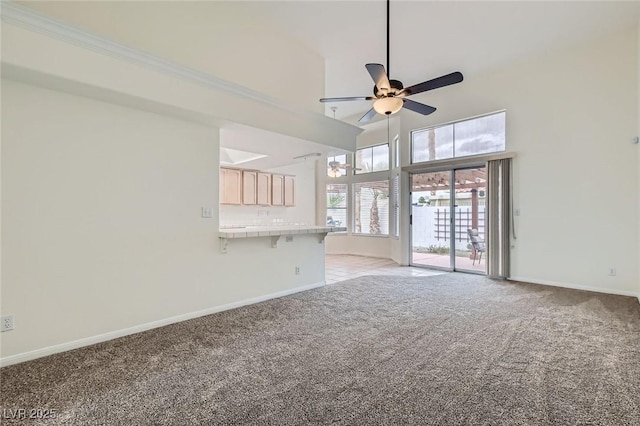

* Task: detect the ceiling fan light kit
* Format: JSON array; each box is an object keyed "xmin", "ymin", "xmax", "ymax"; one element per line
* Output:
[
  {"xmin": 327, "ymin": 167, "xmax": 342, "ymax": 178},
  {"xmin": 319, "ymin": 0, "xmax": 463, "ymax": 123},
  {"xmin": 373, "ymin": 97, "xmax": 403, "ymax": 115},
  {"xmin": 327, "ymin": 160, "xmax": 361, "ymax": 178}
]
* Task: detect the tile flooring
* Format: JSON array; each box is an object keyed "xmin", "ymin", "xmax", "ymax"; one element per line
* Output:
[{"xmin": 325, "ymin": 254, "xmax": 446, "ymax": 285}]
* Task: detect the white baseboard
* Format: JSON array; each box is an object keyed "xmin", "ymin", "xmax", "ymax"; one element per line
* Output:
[
  {"xmin": 509, "ymin": 276, "xmax": 640, "ymax": 302},
  {"xmin": 0, "ymin": 281, "xmax": 325, "ymax": 368}
]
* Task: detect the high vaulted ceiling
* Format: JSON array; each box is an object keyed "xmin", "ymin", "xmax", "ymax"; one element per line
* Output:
[
  {"xmin": 12, "ymin": 1, "xmax": 640, "ymax": 169},
  {"xmin": 228, "ymin": 1, "xmax": 640, "ymax": 123}
]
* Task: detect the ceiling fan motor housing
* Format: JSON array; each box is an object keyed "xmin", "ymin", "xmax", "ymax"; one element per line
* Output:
[{"xmin": 373, "ymin": 79, "xmax": 404, "ymax": 97}]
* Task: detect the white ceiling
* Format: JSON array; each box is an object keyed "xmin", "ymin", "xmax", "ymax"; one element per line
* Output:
[{"xmin": 228, "ymin": 1, "xmax": 640, "ymax": 122}]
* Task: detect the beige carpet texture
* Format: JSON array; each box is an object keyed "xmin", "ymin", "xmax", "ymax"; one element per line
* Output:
[{"xmin": 1, "ymin": 273, "xmax": 639, "ymax": 425}]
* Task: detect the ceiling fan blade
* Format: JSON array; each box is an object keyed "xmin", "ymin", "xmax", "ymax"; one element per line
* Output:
[
  {"xmin": 403, "ymin": 99, "xmax": 437, "ymax": 116},
  {"xmin": 402, "ymin": 72, "xmax": 464, "ymax": 96},
  {"xmin": 365, "ymin": 63, "xmax": 391, "ymax": 91},
  {"xmin": 359, "ymin": 107, "xmax": 378, "ymax": 123},
  {"xmin": 320, "ymin": 96, "xmax": 374, "ymax": 103}
]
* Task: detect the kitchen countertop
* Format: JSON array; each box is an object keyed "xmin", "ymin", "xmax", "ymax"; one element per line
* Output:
[{"xmin": 218, "ymin": 225, "xmax": 346, "ymax": 239}]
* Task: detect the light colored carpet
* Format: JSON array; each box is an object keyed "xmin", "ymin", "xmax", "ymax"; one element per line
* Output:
[{"xmin": 1, "ymin": 273, "xmax": 639, "ymax": 425}]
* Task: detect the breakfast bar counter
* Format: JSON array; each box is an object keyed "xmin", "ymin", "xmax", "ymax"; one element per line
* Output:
[{"xmin": 218, "ymin": 226, "xmax": 346, "ymax": 253}]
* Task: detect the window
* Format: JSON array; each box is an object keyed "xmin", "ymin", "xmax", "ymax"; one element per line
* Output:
[
  {"xmin": 327, "ymin": 154, "xmax": 347, "ymax": 177},
  {"xmin": 412, "ymin": 124, "xmax": 454, "ymax": 162},
  {"xmin": 393, "ymin": 135, "xmax": 400, "ymax": 168},
  {"xmin": 392, "ymin": 174, "xmax": 400, "ymax": 238},
  {"xmin": 454, "ymin": 112, "xmax": 505, "ymax": 156},
  {"xmin": 326, "ymin": 184, "xmax": 347, "ymax": 230},
  {"xmin": 353, "ymin": 181, "xmax": 389, "ymax": 235},
  {"xmin": 411, "ymin": 111, "xmax": 505, "ymax": 163},
  {"xmin": 355, "ymin": 143, "xmax": 389, "ymax": 174}
]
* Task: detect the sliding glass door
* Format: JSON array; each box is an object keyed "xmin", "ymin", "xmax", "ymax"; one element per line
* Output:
[{"xmin": 410, "ymin": 167, "xmax": 487, "ymax": 273}]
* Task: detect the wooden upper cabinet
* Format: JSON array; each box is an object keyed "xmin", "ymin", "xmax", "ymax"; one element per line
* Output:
[
  {"xmin": 220, "ymin": 168, "xmax": 242, "ymax": 205},
  {"xmin": 242, "ymin": 170, "xmax": 257, "ymax": 205},
  {"xmin": 272, "ymin": 174, "xmax": 284, "ymax": 206},
  {"xmin": 256, "ymin": 172, "xmax": 272, "ymax": 206},
  {"xmin": 221, "ymin": 169, "xmax": 294, "ymax": 207},
  {"xmin": 284, "ymin": 175, "xmax": 295, "ymax": 206}
]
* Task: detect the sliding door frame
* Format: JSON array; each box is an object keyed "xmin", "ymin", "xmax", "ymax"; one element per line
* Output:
[
  {"xmin": 405, "ymin": 152, "xmax": 515, "ymax": 274},
  {"xmin": 409, "ymin": 165, "xmax": 486, "ymax": 272}
]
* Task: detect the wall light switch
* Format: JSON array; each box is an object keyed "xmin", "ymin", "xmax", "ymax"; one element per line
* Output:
[{"xmin": 201, "ymin": 207, "xmax": 213, "ymax": 218}]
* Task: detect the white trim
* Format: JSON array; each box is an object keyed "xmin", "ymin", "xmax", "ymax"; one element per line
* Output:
[
  {"xmin": 509, "ymin": 276, "xmax": 640, "ymax": 300},
  {"xmin": 0, "ymin": 282, "xmax": 325, "ymax": 367},
  {"xmin": 403, "ymin": 151, "xmax": 516, "ymax": 174}
]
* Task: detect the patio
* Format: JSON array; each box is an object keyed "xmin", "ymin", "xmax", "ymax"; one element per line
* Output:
[{"xmin": 412, "ymin": 251, "xmax": 486, "ymax": 273}]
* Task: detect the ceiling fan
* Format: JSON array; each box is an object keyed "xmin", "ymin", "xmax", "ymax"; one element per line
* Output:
[
  {"xmin": 328, "ymin": 160, "xmax": 361, "ymax": 178},
  {"xmin": 320, "ymin": 0, "xmax": 463, "ymax": 123}
]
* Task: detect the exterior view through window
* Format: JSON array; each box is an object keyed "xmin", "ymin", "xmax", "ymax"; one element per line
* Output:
[
  {"xmin": 355, "ymin": 143, "xmax": 389, "ymax": 174},
  {"xmin": 412, "ymin": 111, "xmax": 505, "ymax": 163},
  {"xmin": 326, "ymin": 184, "xmax": 347, "ymax": 230},
  {"xmin": 353, "ymin": 181, "xmax": 389, "ymax": 235}
]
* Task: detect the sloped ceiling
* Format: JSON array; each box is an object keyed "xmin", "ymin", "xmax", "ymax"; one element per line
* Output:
[
  {"xmin": 228, "ymin": 1, "xmax": 640, "ymax": 122},
  {"xmin": 12, "ymin": 1, "xmax": 640, "ymax": 168}
]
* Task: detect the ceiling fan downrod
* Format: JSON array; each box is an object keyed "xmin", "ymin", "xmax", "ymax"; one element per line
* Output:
[
  {"xmin": 318, "ymin": 0, "xmax": 464, "ymax": 122},
  {"xmin": 386, "ymin": 0, "xmax": 390, "ymax": 78}
]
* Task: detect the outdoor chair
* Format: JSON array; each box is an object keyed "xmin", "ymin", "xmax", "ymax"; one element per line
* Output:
[{"xmin": 467, "ymin": 228, "xmax": 486, "ymax": 265}]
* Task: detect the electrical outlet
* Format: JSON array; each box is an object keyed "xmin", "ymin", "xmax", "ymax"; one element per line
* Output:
[
  {"xmin": 295, "ymin": 266, "xmax": 300, "ymax": 275},
  {"xmin": 1, "ymin": 315, "xmax": 15, "ymax": 332}
]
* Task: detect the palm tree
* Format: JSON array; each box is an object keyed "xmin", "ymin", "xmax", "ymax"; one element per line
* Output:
[
  {"xmin": 327, "ymin": 193, "xmax": 345, "ymax": 208},
  {"xmin": 369, "ymin": 191, "xmax": 380, "ymax": 234}
]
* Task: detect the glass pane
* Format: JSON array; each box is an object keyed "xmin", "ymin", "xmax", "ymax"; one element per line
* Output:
[
  {"xmin": 454, "ymin": 112, "xmax": 505, "ymax": 157},
  {"xmin": 394, "ymin": 135, "xmax": 400, "ymax": 168},
  {"xmin": 354, "ymin": 148, "xmax": 372, "ymax": 174},
  {"xmin": 372, "ymin": 144, "xmax": 389, "ymax": 172},
  {"xmin": 327, "ymin": 155, "xmax": 347, "ymax": 177},
  {"xmin": 411, "ymin": 171, "xmax": 452, "ymax": 268},
  {"xmin": 393, "ymin": 174, "xmax": 400, "ymax": 237},
  {"xmin": 326, "ymin": 184, "xmax": 347, "ymax": 230},
  {"xmin": 453, "ymin": 168, "xmax": 487, "ymax": 273},
  {"xmin": 412, "ymin": 131, "xmax": 428, "ymax": 163},
  {"xmin": 353, "ymin": 181, "xmax": 389, "ymax": 235},
  {"xmin": 412, "ymin": 125, "xmax": 454, "ymax": 163}
]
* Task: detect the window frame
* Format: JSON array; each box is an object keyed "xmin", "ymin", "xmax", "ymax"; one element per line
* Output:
[
  {"xmin": 354, "ymin": 143, "xmax": 390, "ymax": 175},
  {"xmin": 410, "ymin": 110, "xmax": 506, "ymax": 165}
]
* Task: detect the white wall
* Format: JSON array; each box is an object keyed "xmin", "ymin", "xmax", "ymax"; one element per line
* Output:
[
  {"xmin": 17, "ymin": 1, "xmax": 325, "ymax": 114},
  {"xmin": 400, "ymin": 28, "xmax": 639, "ymax": 295},
  {"xmin": 0, "ymin": 80, "xmax": 326, "ymax": 363},
  {"xmin": 1, "ymin": 5, "xmax": 360, "ymax": 154},
  {"xmin": 220, "ymin": 161, "xmax": 317, "ymax": 227}
]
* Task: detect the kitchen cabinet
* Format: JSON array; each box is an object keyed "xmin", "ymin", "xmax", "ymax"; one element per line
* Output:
[
  {"xmin": 257, "ymin": 172, "xmax": 272, "ymax": 206},
  {"xmin": 219, "ymin": 168, "xmax": 242, "ymax": 205},
  {"xmin": 272, "ymin": 174, "xmax": 284, "ymax": 206},
  {"xmin": 242, "ymin": 170, "xmax": 257, "ymax": 205},
  {"xmin": 284, "ymin": 175, "xmax": 295, "ymax": 206}
]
